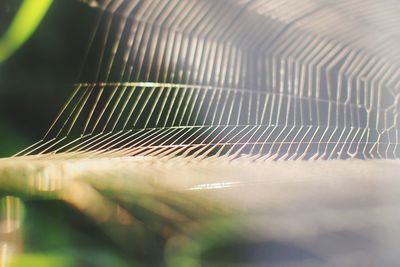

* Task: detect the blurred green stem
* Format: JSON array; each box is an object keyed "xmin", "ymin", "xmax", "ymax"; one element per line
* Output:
[{"xmin": 0, "ymin": 0, "xmax": 53, "ymax": 63}]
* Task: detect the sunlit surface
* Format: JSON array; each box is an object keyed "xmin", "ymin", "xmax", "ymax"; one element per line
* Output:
[{"xmin": 0, "ymin": 157, "xmax": 399, "ymax": 266}]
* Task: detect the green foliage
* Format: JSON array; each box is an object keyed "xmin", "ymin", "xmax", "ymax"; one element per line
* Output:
[
  {"xmin": 0, "ymin": 0, "xmax": 53, "ymax": 62},
  {"xmin": 9, "ymin": 253, "xmax": 74, "ymax": 267}
]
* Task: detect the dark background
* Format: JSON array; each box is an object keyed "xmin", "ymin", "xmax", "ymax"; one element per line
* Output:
[{"xmin": 0, "ymin": 0, "xmax": 96, "ymax": 156}]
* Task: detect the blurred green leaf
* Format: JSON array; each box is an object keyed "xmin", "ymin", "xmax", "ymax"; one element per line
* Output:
[
  {"xmin": 0, "ymin": 0, "xmax": 53, "ymax": 62},
  {"xmin": 9, "ymin": 253, "xmax": 74, "ymax": 267}
]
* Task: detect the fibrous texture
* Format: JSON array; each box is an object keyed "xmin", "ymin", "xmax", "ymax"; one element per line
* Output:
[
  {"xmin": 2, "ymin": 1, "xmax": 400, "ymax": 266},
  {"xmin": 17, "ymin": 0, "xmax": 400, "ymax": 160}
]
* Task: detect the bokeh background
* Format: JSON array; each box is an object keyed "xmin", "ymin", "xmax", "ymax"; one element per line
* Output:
[
  {"xmin": 2, "ymin": 1, "xmax": 400, "ymax": 267},
  {"xmin": 0, "ymin": 0, "xmax": 96, "ymax": 156}
]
